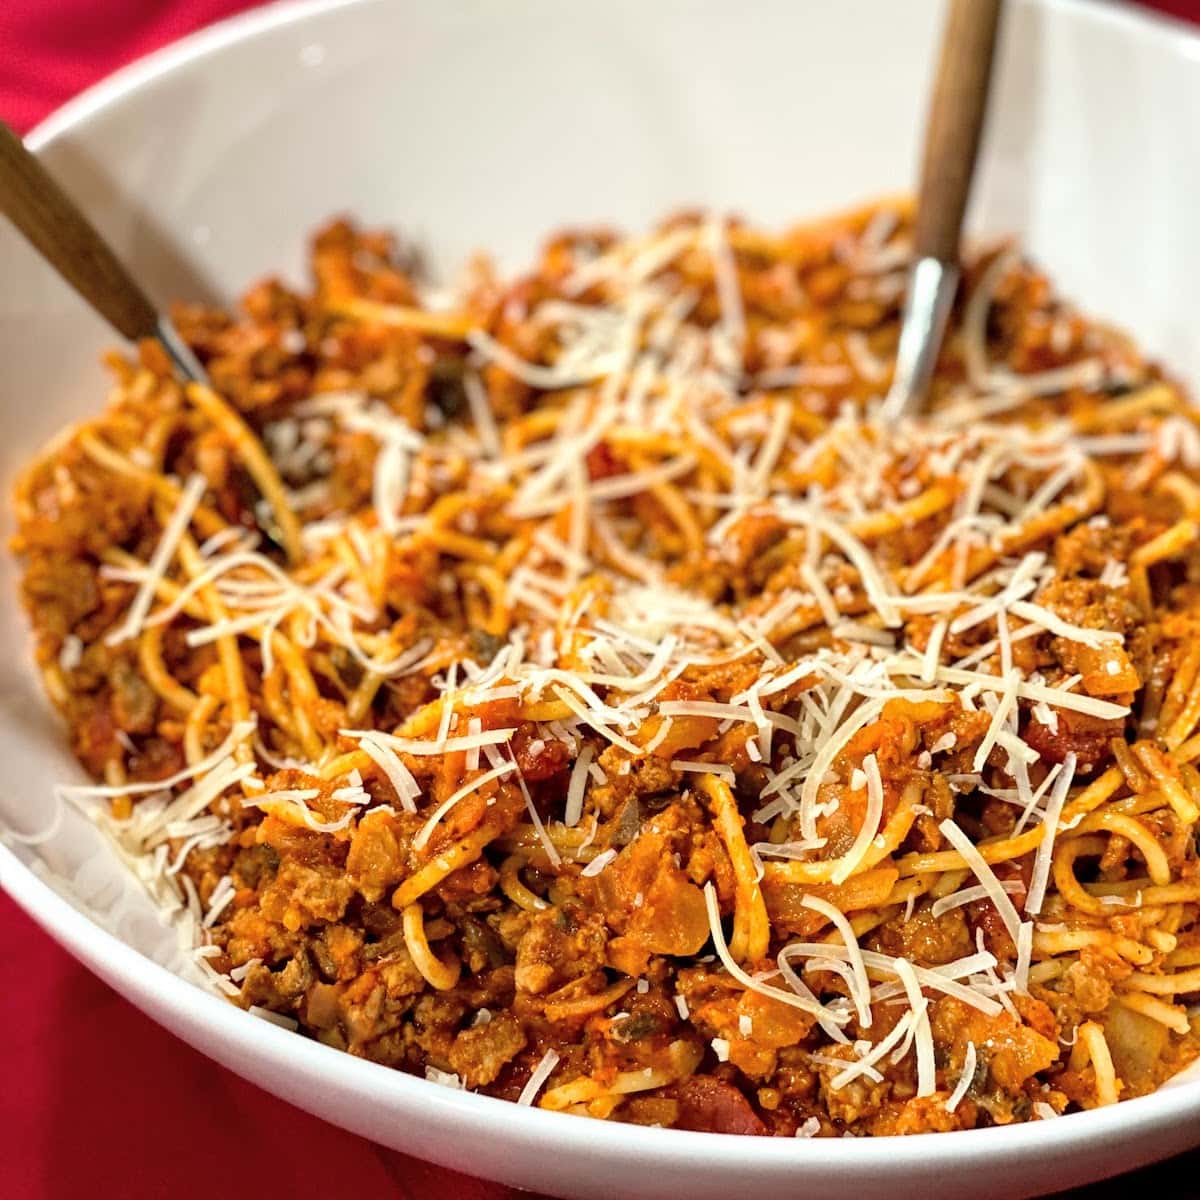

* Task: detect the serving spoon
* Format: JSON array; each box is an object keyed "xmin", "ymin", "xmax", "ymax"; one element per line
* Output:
[
  {"xmin": 0, "ymin": 121, "xmax": 316, "ymax": 560},
  {"xmin": 880, "ymin": 0, "xmax": 1004, "ymax": 422},
  {"xmin": 0, "ymin": 119, "xmax": 208, "ymax": 384}
]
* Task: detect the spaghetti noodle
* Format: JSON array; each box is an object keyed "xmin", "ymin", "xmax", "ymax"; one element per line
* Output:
[{"xmin": 12, "ymin": 202, "xmax": 1200, "ymax": 1135}]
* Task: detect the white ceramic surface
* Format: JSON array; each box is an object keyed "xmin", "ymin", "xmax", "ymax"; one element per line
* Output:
[{"xmin": 3, "ymin": 1, "xmax": 1200, "ymax": 1196}]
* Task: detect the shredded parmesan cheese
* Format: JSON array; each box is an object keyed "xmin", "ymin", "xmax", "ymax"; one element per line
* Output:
[
  {"xmin": 517, "ymin": 1049, "xmax": 560, "ymax": 1106},
  {"xmin": 945, "ymin": 1041, "xmax": 978, "ymax": 1113}
]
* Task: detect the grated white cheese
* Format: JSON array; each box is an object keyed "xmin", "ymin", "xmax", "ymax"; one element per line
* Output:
[
  {"xmin": 704, "ymin": 884, "xmax": 847, "ymax": 1027},
  {"xmin": 58, "ymin": 634, "xmax": 84, "ymax": 671},
  {"xmin": 356, "ymin": 734, "xmax": 421, "ymax": 813},
  {"xmin": 581, "ymin": 848, "xmax": 618, "ymax": 878},
  {"xmin": 938, "ymin": 819, "xmax": 1023, "ymax": 946},
  {"xmin": 517, "ymin": 1049, "xmax": 560, "ymax": 1107},
  {"xmin": 931, "ymin": 880, "xmax": 1023, "ymax": 919},
  {"xmin": 795, "ymin": 1116, "xmax": 822, "ymax": 1138},
  {"xmin": 413, "ymin": 760, "xmax": 517, "ymax": 850},
  {"xmin": 425, "ymin": 1066, "xmax": 466, "ymax": 1089},
  {"xmin": 1025, "ymin": 752, "xmax": 1077, "ymax": 916},
  {"xmin": 831, "ymin": 752, "xmax": 885, "ymax": 885},
  {"xmin": 945, "ymin": 1041, "xmax": 978, "ymax": 1113},
  {"xmin": 564, "ymin": 743, "xmax": 595, "ymax": 827},
  {"xmin": 106, "ymin": 474, "xmax": 207, "ymax": 645},
  {"xmin": 800, "ymin": 895, "xmax": 873, "ymax": 1027},
  {"xmin": 893, "ymin": 958, "xmax": 935, "ymax": 1097}
]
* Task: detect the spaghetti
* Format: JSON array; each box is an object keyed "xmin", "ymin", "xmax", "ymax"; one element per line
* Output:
[{"xmin": 12, "ymin": 202, "xmax": 1200, "ymax": 1135}]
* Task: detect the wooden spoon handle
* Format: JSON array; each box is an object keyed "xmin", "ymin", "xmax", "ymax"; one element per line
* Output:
[
  {"xmin": 0, "ymin": 120, "xmax": 159, "ymax": 341},
  {"xmin": 913, "ymin": 0, "xmax": 1004, "ymax": 265}
]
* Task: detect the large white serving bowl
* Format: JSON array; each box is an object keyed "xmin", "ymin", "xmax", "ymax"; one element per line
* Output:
[{"xmin": 4, "ymin": 1, "xmax": 1200, "ymax": 1195}]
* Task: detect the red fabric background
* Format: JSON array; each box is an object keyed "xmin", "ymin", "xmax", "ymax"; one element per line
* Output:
[{"xmin": 3, "ymin": 3, "xmax": 1200, "ymax": 1198}]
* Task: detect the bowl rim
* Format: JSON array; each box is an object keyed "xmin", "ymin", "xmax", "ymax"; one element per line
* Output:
[
  {"xmin": 6, "ymin": 0, "xmax": 1200, "ymax": 1175},
  {"xmin": 24, "ymin": 0, "xmax": 1200, "ymax": 152}
]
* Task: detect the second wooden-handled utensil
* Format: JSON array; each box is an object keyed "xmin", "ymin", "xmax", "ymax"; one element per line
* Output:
[
  {"xmin": 881, "ymin": 0, "xmax": 1005, "ymax": 422},
  {"xmin": 0, "ymin": 119, "xmax": 208, "ymax": 384}
]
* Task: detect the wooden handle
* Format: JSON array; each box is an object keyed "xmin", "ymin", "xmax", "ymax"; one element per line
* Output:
[
  {"xmin": 0, "ymin": 120, "xmax": 159, "ymax": 341},
  {"xmin": 913, "ymin": 0, "xmax": 1004, "ymax": 265}
]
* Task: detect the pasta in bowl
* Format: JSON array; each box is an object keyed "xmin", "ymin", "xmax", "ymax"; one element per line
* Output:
[{"xmin": 13, "ymin": 197, "xmax": 1200, "ymax": 1138}]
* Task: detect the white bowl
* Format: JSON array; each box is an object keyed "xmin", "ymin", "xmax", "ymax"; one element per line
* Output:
[{"xmin": 4, "ymin": 1, "xmax": 1200, "ymax": 1195}]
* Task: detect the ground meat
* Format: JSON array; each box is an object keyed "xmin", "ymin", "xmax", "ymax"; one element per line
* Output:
[
  {"xmin": 514, "ymin": 906, "xmax": 609, "ymax": 996},
  {"xmin": 930, "ymin": 997, "xmax": 1059, "ymax": 1092},
  {"xmin": 345, "ymin": 809, "xmax": 406, "ymax": 902},
  {"xmin": 867, "ymin": 1095, "xmax": 975, "ymax": 1136},
  {"xmin": 448, "ymin": 1010, "xmax": 527, "ymax": 1087},
  {"xmin": 512, "ymin": 726, "xmax": 572, "ymax": 782},
  {"xmin": 336, "ymin": 964, "xmax": 420, "ymax": 1050},
  {"xmin": 1052, "ymin": 522, "xmax": 1137, "ymax": 582},
  {"xmin": 240, "ymin": 950, "xmax": 314, "ymax": 1011},
  {"xmin": 868, "ymin": 906, "xmax": 973, "ymax": 967},
  {"xmin": 814, "ymin": 1051, "xmax": 890, "ymax": 1126},
  {"xmin": 259, "ymin": 860, "xmax": 356, "ymax": 931},
  {"xmin": 69, "ymin": 695, "xmax": 122, "ymax": 775},
  {"xmin": 108, "ymin": 658, "xmax": 158, "ymax": 733},
  {"xmin": 234, "ymin": 843, "xmax": 280, "ymax": 891},
  {"xmin": 1064, "ymin": 945, "xmax": 1132, "ymax": 1013},
  {"xmin": 20, "ymin": 556, "xmax": 100, "ymax": 641}
]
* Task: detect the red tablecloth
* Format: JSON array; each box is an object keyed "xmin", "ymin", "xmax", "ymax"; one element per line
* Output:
[{"xmin": 3, "ymin": 3, "xmax": 1200, "ymax": 1198}]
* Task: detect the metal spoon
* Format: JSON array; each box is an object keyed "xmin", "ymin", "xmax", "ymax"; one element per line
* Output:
[
  {"xmin": 880, "ymin": 0, "xmax": 1004, "ymax": 422},
  {"xmin": 0, "ymin": 119, "xmax": 208, "ymax": 384}
]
